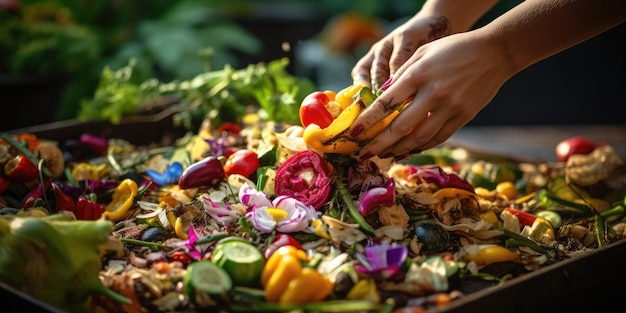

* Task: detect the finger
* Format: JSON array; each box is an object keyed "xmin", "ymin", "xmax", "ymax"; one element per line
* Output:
[
  {"xmin": 389, "ymin": 35, "xmax": 421, "ymax": 75},
  {"xmin": 348, "ymin": 74, "xmax": 418, "ymax": 141},
  {"xmin": 384, "ymin": 112, "xmax": 468, "ymax": 158},
  {"xmin": 416, "ymin": 114, "xmax": 472, "ymax": 151},
  {"xmin": 351, "ymin": 53, "xmax": 374, "ymax": 88},
  {"xmin": 370, "ymin": 42, "xmax": 393, "ymax": 91},
  {"xmin": 355, "ymin": 86, "xmax": 429, "ymax": 158}
]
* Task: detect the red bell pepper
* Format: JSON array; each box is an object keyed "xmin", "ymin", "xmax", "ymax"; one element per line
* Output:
[
  {"xmin": 75, "ymin": 197, "xmax": 106, "ymax": 220},
  {"xmin": 4, "ymin": 154, "xmax": 38, "ymax": 182},
  {"xmin": 50, "ymin": 181, "xmax": 76, "ymax": 213},
  {"xmin": 299, "ymin": 91, "xmax": 334, "ymax": 128},
  {"xmin": 274, "ymin": 150, "xmax": 332, "ymax": 210}
]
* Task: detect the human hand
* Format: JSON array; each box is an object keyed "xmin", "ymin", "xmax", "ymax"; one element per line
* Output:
[
  {"xmin": 351, "ymin": 15, "xmax": 451, "ymax": 92},
  {"xmin": 349, "ymin": 31, "xmax": 516, "ymax": 160}
]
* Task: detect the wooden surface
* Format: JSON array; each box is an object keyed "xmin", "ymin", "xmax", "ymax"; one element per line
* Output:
[{"xmin": 445, "ymin": 124, "xmax": 626, "ymax": 162}]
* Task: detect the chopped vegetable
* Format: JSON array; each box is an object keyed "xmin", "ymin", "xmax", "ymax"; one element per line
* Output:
[
  {"xmin": 465, "ymin": 244, "xmax": 519, "ymax": 266},
  {"xmin": 4, "ymin": 154, "xmax": 38, "ymax": 182},
  {"xmin": 183, "ymin": 260, "xmax": 233, "ymax": 306},
  {"xmin": 0, "ymin": 214, "xmax": 130, "ymax": 313},
  {"xmin": 299, "ymin": 91, "xmax": 335, "ymax": 128},
  {"xmin": 223, "ymin": 149, "xmax": 260, "ymax": 178},
  {"xmin": 260, "ymin": 245, "xmax": 333, "ymax": 304},
  {"xmin": 359, "ymin": 177, "xmax": 396, "ymax": 216},
  {"xmin": 178, "ymin": 156, "xmax": 226, "ymax": 189},
  {"xmin": 104, "ymin": 178, "xmax": 138, "ymax": 222},
  {"xmin": 211, "ymin": 237, "xmax": 265, "ymax": 287},
  {"xmin": 274, "ymin": 150, "xmax": 332, "ymax": 210}
]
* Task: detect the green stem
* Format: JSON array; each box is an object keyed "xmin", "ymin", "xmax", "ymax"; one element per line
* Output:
[
  {"xmin": 600, "ymin": 204, "xmax": 625, "ymax": 219},
  {"xmin": 501, "ymin": 228, "xmax": 555, "ymax": 260},
  {"xmin": 334, "ymin": 171, "xmax": 375, "ymax": 236},
  {"xmin": 120, "ymin": 238, "xmax": 164, "ymax": 249},
  {"xmin": 195, "ymin": 232, "xmax": 231, "ymax": 245},
  {"xmin": 593, "ymin": 215, "xmax": 608, "ymax": 247}
]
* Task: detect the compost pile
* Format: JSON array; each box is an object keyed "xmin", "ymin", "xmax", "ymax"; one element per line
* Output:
[{"xmin": 1, "ymin": 83, "xmax": 625, "ymax": 313}]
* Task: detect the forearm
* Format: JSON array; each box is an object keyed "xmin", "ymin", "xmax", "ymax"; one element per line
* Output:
[
  {"xmin": 478, "ymin": 0, "xmax": 626, "ymax": 73},
  {"xmin": 416, "ymin": 0, "xmax": 501, "ymax": 33}
]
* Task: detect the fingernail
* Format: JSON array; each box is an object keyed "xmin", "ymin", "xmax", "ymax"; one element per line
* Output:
[
  {"xmin": 379, "ymin": 76, "xmax": 394, "ymax": 91},
  {"xmin": 360, "ymin": 152, "xmax": 373, "ymax": 160},
  {"xmin": 350, "ymin": 124, "xmax": 364, "ymax": 137}
]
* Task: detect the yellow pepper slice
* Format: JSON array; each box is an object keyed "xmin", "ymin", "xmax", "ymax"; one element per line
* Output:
[
  {"xmin": 278, "ymin": 267, "xmax": 333, "ymax": 304},
  {"xmin": 466, "ymin": 244, "xmax": 519, "ymax": 266},
  {"xmin": 261, "ymin": 245, "xmax": 334, "ymax": 304},
  {"xmin": 432, "ymin": 187, "xmax": 476, "ymax": 201},
  {"xmin": 104, "ymin": 178, "xmax": 138, "ymax": 222},
  {"xmin": 263, "ymin": 254, "xmax": 303, "ymax": 302},
  {"xmin": 303, "ymin": 87, "xmax": 399, "ymax": 154},
  {"xmin": 261, "ymin": 245, "xmax": 308, "ymax": 287},
  {"xmin": 303, "ymin": 101, "xmax": 363, "ymax": 153},
  {"xmin": 335, "ymin": 84, "xmax": 364, "ymax": 109},
  {"xmin": 355, "ymin": 110, "xmax": 399, "ymax": 141}
]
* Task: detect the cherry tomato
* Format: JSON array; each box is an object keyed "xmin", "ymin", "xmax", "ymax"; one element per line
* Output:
[
  {"xmin": 555, "ymin": 136, "xmax": 596, "ymax": 162},
  {"xmin": 299, "ymin": 91, "xmax": 334, "ymax": 128},
  {"xmin": 223, "ymin": 149, "xmax": 260, "ymax": 178}
]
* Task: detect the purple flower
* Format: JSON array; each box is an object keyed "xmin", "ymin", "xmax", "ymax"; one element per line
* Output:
[{"xmin": 355, "ymin": 242, "xmax": 408, "ymax": 281}]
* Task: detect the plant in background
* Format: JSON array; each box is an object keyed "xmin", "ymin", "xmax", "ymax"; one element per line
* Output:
[
  {"xmin": 0, "ymin": 0, "xmax": 99, "ymax": 77},
  {"xmin": 104, "ymin": 0, "xmax": 264, "ymax": 83}
]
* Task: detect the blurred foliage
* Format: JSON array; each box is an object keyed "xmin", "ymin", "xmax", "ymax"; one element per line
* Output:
[
  {"xmin": 0, "ymin": 1, "xmax": 99, "ymax": 76},
  {"xmin": 2, "ymin": 0, "xmax": 428, "ymax": 125},
  {"xmin": 79, "ymin": 57, "xmax": 315, "ymax": 128}
]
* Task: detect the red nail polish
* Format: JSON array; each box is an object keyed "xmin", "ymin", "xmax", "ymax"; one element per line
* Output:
[
  {"xmin": 380, "ymin": 76, "xmax": 394, "ymax": 91},
  {"xmin": 350, "ymin": 124, "xmax": 364, "ymax": 137},
  {"xmin": 360, "ymin": 152, "xmax": 373, "ymax": 160}
]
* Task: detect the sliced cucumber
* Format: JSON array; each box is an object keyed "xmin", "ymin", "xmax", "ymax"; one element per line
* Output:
[
  {"xmin": 212, "ymin": 238, "xmax": 265, "ymax": 287},
  {"xmin": 184, "ymin": 260, "xmax": 233, "ymax": 302}
]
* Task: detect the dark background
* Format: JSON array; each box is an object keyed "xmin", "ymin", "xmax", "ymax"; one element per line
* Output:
[{"xmin": 469, "ymin": 21, "xmax": 626, "ymax": 126}]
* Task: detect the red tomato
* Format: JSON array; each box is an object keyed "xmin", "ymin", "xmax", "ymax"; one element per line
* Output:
[
  {"xmin": 299, "ymin": 91, "xmax": 334, "ymax": 128},
  {"xmin": 223, "ymin": 149, "xmax": 260, "ymax": 178},
  {"xmin": 555, "ymin": 136, "xmax": 596, "ymax": 162}
]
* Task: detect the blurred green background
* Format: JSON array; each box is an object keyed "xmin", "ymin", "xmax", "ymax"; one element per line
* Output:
[{"xmin": 1, "ymin": 0, "xmax": 623, "ymax": 131}]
